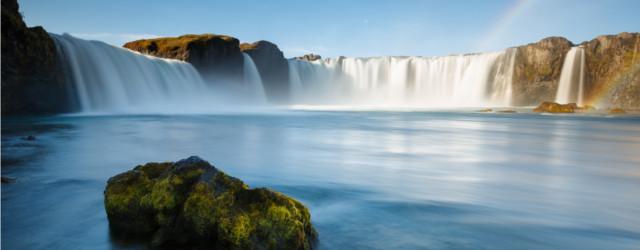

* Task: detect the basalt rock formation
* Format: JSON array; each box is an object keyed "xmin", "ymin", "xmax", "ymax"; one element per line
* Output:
[
  {"xmin": 512, "ymin": 33, "xmax": 640, "ymax": 109},
  {"xmin": 123, "ymin": 34, "xmax": 244, "ymax": 83},
  {"xmin": 104, "ymin": 156, "xmax": 317, "ymax": 249},
  {"xmin": 581, "ymin": 32, "xmax": 640, "ymax": 109},
  {"xmin": 511, "ymin": 37, "xmax": 574, "ymax": 106},
  {"xmin": 1, "ymin": 0, "xmax": 73, "ymax": 115},
  {"xmin": 241, "ymin": 41, "xmax": 290, "ymax": 103}
]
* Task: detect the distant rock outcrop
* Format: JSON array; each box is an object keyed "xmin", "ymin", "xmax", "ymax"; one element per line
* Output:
[
  {"xmin": 123, "ymin": 34, "xmax": 244, "ymax": 83},
  {"xmin": 241, "ymin": 41, "xmax": 290, "ymax": 103},
  {"xmin": 105, "ymin": 156, "xmax": 317, "ymax": 249},
  {"xmin": 581, "ymin": 32, "xmax": 640, "ymax": 109},
  {"xmin": 296, "ymin": 54, "xmax": 322, "ymax": 61},
  {"xmin": 511, "ymin": 37, "xmax": 574, "ymax": 106},
  {"xmin": 1, "ymin": 0, "xmax": 73, "ymax": 115}
]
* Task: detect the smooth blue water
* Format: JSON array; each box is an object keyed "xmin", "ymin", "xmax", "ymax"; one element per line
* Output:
[{"xmin": 2, "ymin": 110, "xmax": 640, "ymax": 249}]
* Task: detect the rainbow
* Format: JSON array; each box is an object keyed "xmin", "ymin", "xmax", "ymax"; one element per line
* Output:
[
  {"xmin": 585, "ymin": 34, "xmax": 640, "ymax": 108},
  {"xmin": 477, "ymin": 0, "xmax": 532, "ymax": 51}
]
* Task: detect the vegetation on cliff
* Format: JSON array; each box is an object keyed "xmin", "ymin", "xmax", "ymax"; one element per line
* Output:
[
  {"xmin": 124, "ymin": 34, "xmax": 244, "ymax": 82},
  {"xmin": 105, "ymin": 156, "xmax": 317, "ymax": 249}
]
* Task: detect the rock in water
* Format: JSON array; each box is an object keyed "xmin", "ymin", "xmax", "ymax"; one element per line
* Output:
[
  {"xmin": 104, "ymin": 156, "xmax": 317, "ymax": 249},
  {"xmin": 1, "ymin": 176, "xmax": 16, "ymax": 184},
  {"xmin": 609, "ymin": 108, "xmax": 626, "ymax": 114},
  {"xmin": 533, "ymin": 101, "xmax": 577, "ymax": 113},
  {"xmin": 22, "ymin": 135, "xmax": 36, "ymax": 141}
]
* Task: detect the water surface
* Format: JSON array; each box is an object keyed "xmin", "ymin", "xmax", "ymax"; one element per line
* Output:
[{"xmin": 2, "ymin": 110, "xmax": 640, "ymax": 249}]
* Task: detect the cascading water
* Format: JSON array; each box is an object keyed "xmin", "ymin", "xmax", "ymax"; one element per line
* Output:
[
  {"xmin": 241, "ymin": 53, "xmax": 267, "ymax": 103},
  {"xmin": 555, "ymin": 47, "xmax": 586, "ymax": 106},
  {"xmin": 288, "ymin": 49, "xmax": 517, "ymax": 107},
  {"xmin": 52, "ymin": 33, "xmax": 216, "ymax": 113}
]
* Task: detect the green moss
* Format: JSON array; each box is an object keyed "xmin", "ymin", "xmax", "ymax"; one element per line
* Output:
[
  {"xmin": 123, "ymin": 34, "xmax": 237, "ymax": 57},
  {"xmin": 105, "ymin": 157, "xmax": 317, "ymax": 249},
  {"xmin": 134, "ymin": 162, "xmax": 172, "ymax": 178},
  {"xmin": 183, "ymin": 182, "xmax": 218, "ymax": 235},
  {"xmin": 105, "ymin": 172, "xmax": 147, "ymax": 214}
]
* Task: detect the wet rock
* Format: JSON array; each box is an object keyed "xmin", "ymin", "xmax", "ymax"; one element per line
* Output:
[
  {"xmin": 511, "ymin": 37, "xmax": 573, "ymax": 106},
  {"xmin": 241, "ymin": 41, "xmax": 290, "ymax": 103},
  {"xmin": 497, "ymin": 110, "xmax": 517, "ymax": 113},
  {"xmin": 1, "ymin": 176, "xmax": 16, "ymax": 184},
  {"xmin": 476, "ymin": 108, "xmax": 492, "ymax": 112},
  {"xmin": 609, "ymin": 108, "xmax": 626, "ymax": 114},
  {"xmin": 104, "ymin": 156, "xmax": 317, "ymax": 249},
  {"xmin": 533, "ymin": 101, "xmax": 576, "ymax": 113},
  {"xmin": 21, "ymin": 135, "xmax": 36, "ymax": 141},
  {"xmin": 1, "ymin": 0, "xmax": 74, "ymax": 115},
  {"xmin": 577, "ymin": 105, "xmax": 597, "ymax": 111}
]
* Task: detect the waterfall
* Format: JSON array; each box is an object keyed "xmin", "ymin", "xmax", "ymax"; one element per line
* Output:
[
  {"xmin": 288, "ymin": 49, "xmax": 517, "ymax": 107},
  {"xmin": 52, "ymin": 33, "xmax": 217, "ymax": 113},
  {"xmin": 241, "ymin": 53, "xmax": 267, "ymax": 103},
  {"xmin": 555, "ymin": 47, "xmax": 586, "ymax": 106}
]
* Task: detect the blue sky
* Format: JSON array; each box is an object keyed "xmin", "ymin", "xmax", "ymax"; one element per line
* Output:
[{"xmin": 20, "ymin": 0, "xmax": 640, "ymax": 58}]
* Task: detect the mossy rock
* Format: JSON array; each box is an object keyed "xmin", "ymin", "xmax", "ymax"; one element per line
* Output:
[
  {"xmin": 533, "ymin": 101, "xmax": 576, "ymax": 113},
  {"xmin": 105, "ymin": 156, "xmax": 317, "ymax": 249}
]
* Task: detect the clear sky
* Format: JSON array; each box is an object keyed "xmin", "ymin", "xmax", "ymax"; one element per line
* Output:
[{"xmin": 19, "ymin": 0, "xmax": 640, "ymax": 58}]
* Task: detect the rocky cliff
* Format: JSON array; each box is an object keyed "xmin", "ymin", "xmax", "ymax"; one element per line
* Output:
[
  {"xmin": 123, "ymin": 34, "xmax": 244, "ymax": 83},
  {"xmin": 581, "ymin": 32, "xmax": 640, "ymax": 108},
  {"xmin": 511, "ymin": 37, "xmax": 573, "ymax": 106},
  {"xmin": 241, "ymin": 41, "xmax": 290, "ymax": 103},
  {"xmin": 1, "ymin": 0, "xmax": 73, "ymax": 115},
  {"xmin": 511, "ymin": 33, "xmax": 640, "ymax": 108}
]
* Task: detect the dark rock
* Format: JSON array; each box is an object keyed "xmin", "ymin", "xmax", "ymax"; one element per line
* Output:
[
  {"xmin": 1, "ymin": 176, "xmax": 16, "ymax": 184},
  {"xmin": 295, "ymin": 54, "xmax": 321, "ymax": 61},
  {"xmin": 21, "ymin": 135, "xmax": 36, "ymax": 141},
  {"xmin": 241, "ymin": 41, "xmax": 290, "ymax": 103},
  {"xmin": 533, "ymin": 101, "xmax": 576, "ymax": 113},
  {"xmin": 123, "ymin": 34, "xmax": 245, "ymax": 84},
  {"xmin": 497, "ymin": 110, "xmax": 517, "ymax": 113},
  {"xmin": 104, "ymin": 156, "xmax": 317, "ymax": 249},
  {"xmin": 1, "ymin": 0, "xmax": 74, "ymax": 115},
  {"xmin": 512, "ymin": 37, "xmax": 574, "ymax": 106}
]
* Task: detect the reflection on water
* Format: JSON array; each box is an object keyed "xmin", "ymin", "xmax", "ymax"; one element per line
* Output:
[{"xmin": 2, "ymin": 111, "xmax": 640, "ymax": 249}]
